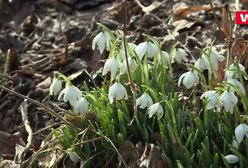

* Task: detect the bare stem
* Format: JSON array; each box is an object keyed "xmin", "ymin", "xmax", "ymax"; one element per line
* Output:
[
  {"xmin": 122, "ymin": 0, "xmax": 137, "ymax": 124},
  {"xmin": 0, "ymin": 85, "xmax": 79, "ymax": 131}
]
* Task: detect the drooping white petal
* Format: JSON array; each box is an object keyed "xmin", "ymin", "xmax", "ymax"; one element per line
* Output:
[
  {"xmin": 225, "ymin": 63, "xmax": 246, "ymax": 80},
  {"xmin": 92, "ymin": 31, "xmax": 111, "ymax": 54},
  {"xmin": 235, "ymin": 123, "xmax": 248, "ymax": 143},
  {"xmin": 102, "ymin": 57, "xmax": 120, "ymax": 81},
  {"xmin": 227, "ymin": 79, "xmax": 246, "ymax": 94},
  {"xmin": 108, "ymin": 82, "xmax": 128, "ymax": 104},
  {"xmin": 220, "ymin": 91, "xmax": 238, "ymax": 114},
  {"xmin": 158, "ymin": 51, "xmax": 169, "ymax": 66},
  {"xmin": 92, "ymin": 32, "xmax": 102, "ymax": 50},
  {"xmin": 194, "ymin": 57, "xmax": 211, "ymax": 73},
  {"xmin": 120, "ymin": 57, "xmax": 138, "ymax": 74},
  {"xmin": 136, "ymin": 93, "xmax": 153, "ymax": 109},
  {"xmin": 74, "ymin": 97, "xmax": 89, "ymax": 114},
  {"xmin": 178, "ymin": 71, "xmax": 199, "ymax": 89},
  {"xmin": 135, "ymin": 42, "xmax": 147, "ymax": 59},
  {"xmin": 200, "ymin": 90, "xmax": 220, "ymax": 109},
  {"xmin": 58, "ymin": 85, "xmax": 82, "ymax": 106},
  {"xmin": 146, "ymin": 42, "xmax": 157, "ymax": 58},
  {"xmin": 50, "ymin": 79, "xmax": 63, "ymax": 95},
  {"xmin": 172, "ymin": 48, "xmax": 188, "ymax": 63},
  {"xmin": 147, "ymin": 103, "xmax": 164, "ymax": 119},
  {"xmin": 224, "ymin": 154, "xmax": 239, "ymax": 164}
]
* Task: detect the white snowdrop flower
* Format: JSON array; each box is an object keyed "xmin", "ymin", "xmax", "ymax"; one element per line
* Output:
[
  {"xmin": 102, "ymin": 57, "xmax": 120, "ymax": 81},
  {"xmin": 58, "ymin": 85, "xmax": 82, "ymax": 106},
  {"xmin": 120, "ymin": 57, "xmax": 138, "ymax": 74},
  {"xmin": 202, "ymin": 47, "xmax": 224, "ymax": 72},
  {"xmin": 147, "ymin": 103, "xmax": 164, "ymax": 119},
  {"xmin": 200, "ymin": 90, "xmax": 220, "ymax": 110},
  {"xmin": 136, "ymin": 93, "xmax": 153, "ymax": 109},
  {"xmin": 194, "ymin": 57, "xmax": 211, "ymax": 72},
  {"xmin": 92, "ymin": 31, "xmax": 111, "ymax": 54},
  {"xmin": 135, "ymin": 41, "xmax": 157, "ymax": 59},
  {"xmin": 108, "ymin": 82, "xmax": 128, "ymax": 104},
  {"xmin": 158, "ymin": 51, "xmax": 169, "ymax": 66},
  {"xmin": 171, "ymin": 48, "xmax": 188, "ymax": 63},
  {"xmin": 224, "ymin": 154, "xmax": 239, "ymax": 164},
  {"xmin": 178, "ymin": 71, "xmax": 199, "ymax": 89},
  {"xmin": 227, "ymin": 79, "xmax": 246, "ymax": 94},
  {"xmin": 49, "ymin": 78, "xmax": 63, "ymax": 95},
  {"xmin": 235, "ymin": 123, "xmax": 248, "ymax": 143},
  {"xmin": 220, "ymin": 90, "xmax": 238, "ymax": 114},
  {"xmin": 74, "ymin": 97, "xmax": 89, "ymax": 114},
  {"xmin": 232, "ymin": 140, "xmax": 239, "ymax": 149},
  {"xmin": 225, "ymin": 63, "xmax": 246, "ymax": 80}
]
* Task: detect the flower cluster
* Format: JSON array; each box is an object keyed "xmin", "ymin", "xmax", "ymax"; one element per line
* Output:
[{"xmin": 50, "ymin": 78, "xmax": 89, "ymax": 114}]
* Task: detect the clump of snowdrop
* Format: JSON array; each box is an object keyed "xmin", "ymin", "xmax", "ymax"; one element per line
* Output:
[
  {"xmin": 74, "ymin": 97, "xmax": 89, "ymax": 114},
  {"xmin": 147, "ymin": 102, "xmax": 164, "ymax": 119},
  {"xmin": 135, "ymin": 41, "xmax": 157, "ymax": 59},
  {"xmin": 178, "ymin": 70, "xmax": 199, "ymax": 89},
  {"xmin": 136, "ymin": 92, "xmax": 153, "ymax": 109},
  {"xmin": 171, "ymin": 48, "xmax": 188, "ymax": 63},
  {"xmin": 235, "ymin": 123, "xmax": 248, "ymax": 143},
  {"xmin": 102, "ymin": 57, "xmax": 121, "ymax": 81},
  {"xmin": 200, "ymin": 90, "xmax": 220, "ymax": 110},
  {"xmin": 108, "ymin": 82, "xmax": 128, "ymax": 104},
  {"xmin": 58, "ymin": 85, "xmax": 82, "ymax": 106},
  {"xmin": 50, "ymin": 78, "xmax": 63, "ymax": 95},
  {"xmin": 224, "ymin": 154, "xmax": 239, "ymax": 164},
  {"xmin": 92, "ymin": 30, "xmax": 112, "ymax": 54}
]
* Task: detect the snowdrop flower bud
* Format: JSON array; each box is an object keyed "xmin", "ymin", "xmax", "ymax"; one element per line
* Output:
[
  {"xmin": 92, "ymin": 31, "xmax": 111, "ymax": 54},
  {"xmin": 120, "ymin": 57, "xmax": 138, "ymax": 74},
  {"xmin": 49, "ymin": 78, "xmax": 63, "ymax": 95},
  {"xmin": 147, "ymin": 103, "xmax": 164, "ymax": 119},
  {"xmin": 220, "ymin": 90, "xmax": 238, "ymax": 114},
  {"xmin": 136, "ymin": 93, "xmax": 153, "ymax": 109},
  {"xmin": 194, "ymin": 57, "xmax": 211, "ymax": 72},
  {"xmin": 108, "ymin": 82, "xmax": 128, "ymax": 104},
  {"xmin": 224, "ymin": 154, "xmax": 239, "ymax": 164},
  {"xmin": 235, "ymin": 123, "xmax": 248, "ymax": 143},
  {"xmin": 200, "ymin": 90, "xmax": 220, "ymax": 110},
  {"xmin": 135, "ymin": 41, "xmax": 157, "ymax": 59},
  {"xmin": 227, "ymin": 79, "xmax": 246, "ymax": 94},
  {"xmin": 102, "ymin": 57, "xmax": 120, "ymax": 81},
  {"xmin": 178, "ymin": 71, "xmax": 199, "ymax": 89},
  {"xmin": 225, "ymin": 63, "xmax": 246, "ymax": 80},
  {"xmin": 74, "ymin": 97, "xmax": 89, "ymax": 114},
  {"xmin": 58, "ymin": 85, "xmax": 82, "ymax": 106},
  {"xmin": 202, "ymin": 47, "xmax": 224, "ymax": 72},
  {"xmin": 171, "ymin": 48, "xmax": 188, "ymax": 63},
  {"xmin": 158, "ymin": 51, "xmax": 169, "ymax": 66}
]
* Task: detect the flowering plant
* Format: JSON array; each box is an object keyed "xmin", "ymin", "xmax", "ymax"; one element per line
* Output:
[{"xmin": 47, "ymin": 24, "xmax": 248, "ymax": 167}]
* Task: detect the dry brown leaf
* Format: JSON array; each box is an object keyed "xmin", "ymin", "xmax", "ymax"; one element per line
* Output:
[
  {"xmin": 0, "ymin": 131, "xmax": 24, "ymax": 155},
  {"xmin": 221, "ymin": 5, "xmax": 230, "ymax": 38},
  {"xmin": 172, "ymin": 19, "xmax": 196, "ymax": 33},
  {"xmin": 134, "ymin": 0, "xmax": 164, "ymax": 13},
  {"xmin": 118, "ymin": 140, "xmax": 140, "ymax": 168},
  {"xmin": 174, "ymin": 5, "xmax": 211, "ymax": 18},
  {"xmin": 232, "ymin": 38, "xmax": 248, "ymax": 67},
  {"xmin": 138, "ymin": 144, "xmax": 165, "ymax": 168}
]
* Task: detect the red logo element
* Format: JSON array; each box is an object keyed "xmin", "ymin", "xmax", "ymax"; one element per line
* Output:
[{"xmin": 236, "ymin": 11, "xmax": 248, "ymax": 24}]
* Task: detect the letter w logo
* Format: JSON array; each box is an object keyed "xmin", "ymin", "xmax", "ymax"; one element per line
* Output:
[{"xmin": 236, "ymin": 11, "xmax": 248, "ymax": 24}]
